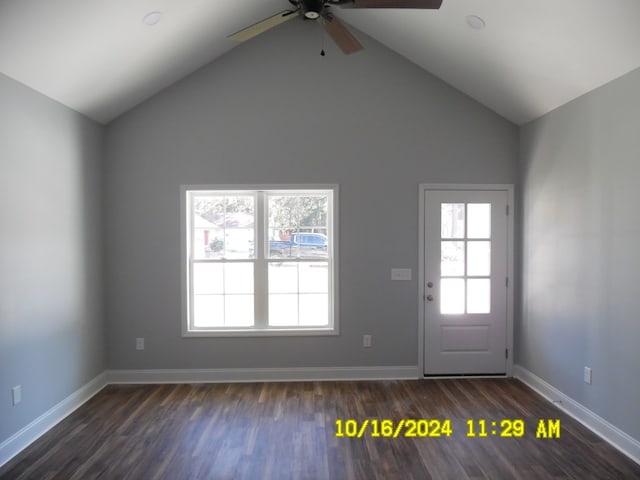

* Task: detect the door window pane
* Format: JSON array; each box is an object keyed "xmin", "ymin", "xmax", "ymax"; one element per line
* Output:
[
  {"xmin": 467, "ymin": 203, "xmax": 491, "ymax": 239},
  {"xmin": 441, "ymin": 241, "xmax": 465, "ymax": 276},
  {"xmin": 467, "ymin": 279, "xmax": 490, "ymax": 314},
  {"xmin": 441, "ymin": 204, "xmax": 465, "ymax": 239},
  {"xmin": 441, "ymin": 278, "xmax": 465, "ymax": 314},
  {"xmin": 467, "ymin": 241, "xmax": 491, "ymax": 276}
]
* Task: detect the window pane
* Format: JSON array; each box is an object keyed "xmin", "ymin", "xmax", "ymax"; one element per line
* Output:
[
  {"xmin": 224, "ymin": 295, "xmax": 254, "ymax": 326},
  {"xmin": 208, "ymin": 197, "xmax": 226, "ymax": 227},
  {"xmin": 467, "ymin": 241, "xmax": 491, "ymax": 276},
  {"xmin": 441, "ymin": 278, "xmax": 465, "ymax": 314},
  {"xmin": 268, "ymin": 194, "xmax": 329, "ymax": 260},
  {"xmin": 193, "ymin": 263, "xmax": 224, "ymax": 294},
  {"xmin": 269, "ymin": 233, "xmax": 328, "ymax": 259},
  {"xmin": 223, "ymin": 228, "xmax": 254, "ymax": 259},
  {"xmin": 203, "ymin": 228, "xmax": 225, "ymax": 259},
  {"xmin": 192, "ymin": 194, "xmax": 255, "ymax": 260},
  {"xmin": 297, "ymin": 233, "xmax": 329, "ymax": 260},
  {"xmin": 467, "ymin": 203, "xmax": 490, "ymax": 239},
  {"xmin": 441, "ymin": 203, "xmax": 465, "ymax": 239},
  {"xmin": 299, "ymin": 294, "xmax": 328, "ymax": 326},
  {"xmin": 269, "ymin": 232, "xmax": 300, "ymax": 258},
  {"xmin": 268, "ymin": 263, "xmax": 298, "ymax": 294},
  {"xmin": 299, "ymin": 262, "xmax": 328, "ymax": 293},
  {"xmin": 268, "ymin": 195, "xmax": 300, "ymax": 230},
  {"xmin": 441, "ymin": 241, "xmax": 465, "ymax": 276},
  {"xmin": 467, "ymin": 279, "xmax": 490, "ymax": 314},
  {"xmin": 269, "ymin": 294, "xmax": 299, "ymax": 326},
  {"xmin": 193, "ymin": 295, "xmax": 224, "ymax": 327},
  {"xmin": 224, "ymin": 263, "xmax": 254, "ymax": 294}
]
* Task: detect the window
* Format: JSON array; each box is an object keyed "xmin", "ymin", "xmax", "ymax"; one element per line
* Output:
[
  {"xmin": 181, "ymin": 186, "xmax": 337, "ymax": 336},
  {"xmin": 440, "ymin": 203, "xmax": 491, "ymax": 314}
]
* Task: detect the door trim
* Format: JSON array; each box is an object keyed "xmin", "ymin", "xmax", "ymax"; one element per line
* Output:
[{"xmin": 418, "ymin": 184, "xmax": 515, "ymax": 377}]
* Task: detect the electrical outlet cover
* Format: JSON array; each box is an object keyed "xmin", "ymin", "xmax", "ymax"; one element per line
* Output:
[{"xmin": 12, "ymin": 385, "xmax": 21, "ymax": 405}]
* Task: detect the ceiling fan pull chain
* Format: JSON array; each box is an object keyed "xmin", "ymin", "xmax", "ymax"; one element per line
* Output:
[{"xmin": 320, "ymin": 21, "xmax": 326, "ymax": 56}]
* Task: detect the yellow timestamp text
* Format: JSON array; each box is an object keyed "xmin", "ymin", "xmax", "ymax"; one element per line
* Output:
[
  {"xmin": 335, "ymin": 419, "xmax": 453, "ymax": 438},
  {"xmin": 335, "ymin": 418, "xmax": 561, "ymax": 439},
  {"xmin": 467, "ymin": 419, "xmax": 561, "ymax": 438}
]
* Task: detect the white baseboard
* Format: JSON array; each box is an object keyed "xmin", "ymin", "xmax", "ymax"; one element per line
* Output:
[
  {"xmin": 106, "ymin": 365, "xmax": 420, "ymax": 384},
  {"xmin": 0, "ymin": 372, "xmax": 107, "ymax": 468},
  {"xmin": 513, "ymin": 364, "xmax": 640, "ymax": 465}
]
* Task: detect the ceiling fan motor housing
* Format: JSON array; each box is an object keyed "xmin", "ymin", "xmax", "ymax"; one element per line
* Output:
[{"xmin": 301, "ymin": 0, "xmax": 325, "ymax": 19}]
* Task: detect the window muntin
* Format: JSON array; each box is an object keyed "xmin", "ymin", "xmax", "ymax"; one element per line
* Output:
[{"xmin": 183, "ymin": 186, "xmax": 336, "ymax": 336}]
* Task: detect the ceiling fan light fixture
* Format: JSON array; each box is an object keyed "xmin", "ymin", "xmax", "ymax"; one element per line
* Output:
[
  {"xmin": 466, "ymin": 15, "xmax": 485, "ymax": 30},
  {"xmin": 302, "ymin": 0, "xmax": 323, "ymax": 19}
]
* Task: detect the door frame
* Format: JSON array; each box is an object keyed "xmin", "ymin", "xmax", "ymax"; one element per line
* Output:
[{"xmin": 418, "ymin": 184, "xmax": 515, "ymax": 377}]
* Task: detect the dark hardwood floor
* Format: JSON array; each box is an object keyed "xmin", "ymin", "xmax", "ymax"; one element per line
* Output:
[{"xmin": 1, "ymin": 379, "xmax": 638, "ymax": 479}]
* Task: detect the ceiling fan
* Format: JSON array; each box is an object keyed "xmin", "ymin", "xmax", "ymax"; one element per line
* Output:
[{"xmin": 228, "ymin": 0, "xmax": 443, "ymax": 55}]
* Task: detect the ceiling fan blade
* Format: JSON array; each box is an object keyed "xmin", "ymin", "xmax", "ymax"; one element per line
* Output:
[
  {"xmin": 320, "ymin": 15, "xmax": 363, "ymax": 54},
  {"xmin": 337, "ymin": 0, "xmax": 442, "ymax": 9},
  {"xmin": 228, "ymin": 10, "xmax": 298, "ymax": 42}
]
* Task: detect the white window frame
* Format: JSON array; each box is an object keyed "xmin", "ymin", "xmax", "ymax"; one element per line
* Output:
[{"xmin": 181, "ymin": 184, "xmax": 339, "ymax": 337}]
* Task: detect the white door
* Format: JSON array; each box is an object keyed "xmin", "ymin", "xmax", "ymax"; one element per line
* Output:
[{"xmin": 423, "ymin": 189, "xmax": 509, "ymax": 375}]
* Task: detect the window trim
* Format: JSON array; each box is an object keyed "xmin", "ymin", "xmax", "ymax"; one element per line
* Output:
[{"xmin": 180, "ymin": 184, "xmax": 339, "ymax": 337}]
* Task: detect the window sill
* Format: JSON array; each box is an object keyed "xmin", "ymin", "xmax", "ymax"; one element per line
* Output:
[{"xmin": 182, "ymin": 327, "xmax": 339, "ymax": 338}]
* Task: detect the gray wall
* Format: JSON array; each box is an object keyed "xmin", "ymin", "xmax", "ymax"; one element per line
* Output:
[
  {"xmin": 518, "ymin": 67, "xmax": 640, "ymax": 440},
  {"xmin": 0, "ymin": 73, "xmax": 105, "ymax": 444},
  {"xmin": 104, "ymin": 21, "xmax": 517, "ymax": 370}
]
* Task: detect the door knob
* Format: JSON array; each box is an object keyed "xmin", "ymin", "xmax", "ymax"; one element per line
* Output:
[{"xmin": 426, "ymin": 295, "xmax": 434, "ymax": 301}]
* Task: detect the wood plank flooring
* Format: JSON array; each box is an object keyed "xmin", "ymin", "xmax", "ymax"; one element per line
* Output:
[{"xmin": 1, "ymin": 379, "xmax": 638, "ymax": 479}]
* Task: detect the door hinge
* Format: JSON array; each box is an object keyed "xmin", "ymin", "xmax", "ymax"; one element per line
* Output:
[
  {"xmin": 505, "ymin": 349, "xmax": 509, "ymax": 359},
  {"xmin": 506, "ymin": 204, "xmax": 510, "ymax": 216},
  {"xmin": 505, "ymin": 276, "xmax": 509, "ymax": 288}
]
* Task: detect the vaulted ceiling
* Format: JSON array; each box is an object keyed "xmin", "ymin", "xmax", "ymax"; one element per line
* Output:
[{"xmin": 1, "ymin": 0, "xmax": 639, "ymax": 125}]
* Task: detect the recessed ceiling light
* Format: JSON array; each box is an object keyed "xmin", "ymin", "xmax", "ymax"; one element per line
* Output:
[
  {"xmin": 466, "ymin": 15, "xmax": 485, "ymax": 30},
  {"xmin": 142, "ymin": 11, "xmax": 163, "ymax": 26}
]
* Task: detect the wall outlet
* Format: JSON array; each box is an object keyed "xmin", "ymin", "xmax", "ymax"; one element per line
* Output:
[
  {"xmin": 12, "ymin": 385, "xmax": 21, "ymax": 406},
  {"xmin": 584, "ymin": 366, "xmax": 592, "ymax": 384},
  {"xmin": 136, "ymin": 337, "xmax": 145, "ymax": 350},
  {"xmin": 363, "ymin": 334, "xmax": 372, "ymax": 348}
]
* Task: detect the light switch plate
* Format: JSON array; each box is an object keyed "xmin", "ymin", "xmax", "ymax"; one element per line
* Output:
[{"xmin": 391, "ymin": 268, "xmax": 412, "ymax": 281}]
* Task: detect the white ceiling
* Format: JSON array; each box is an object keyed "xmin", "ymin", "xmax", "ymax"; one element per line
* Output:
[{"xmin": 1, "ymin": 0, "xmax": 639, "ymax": 125}]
